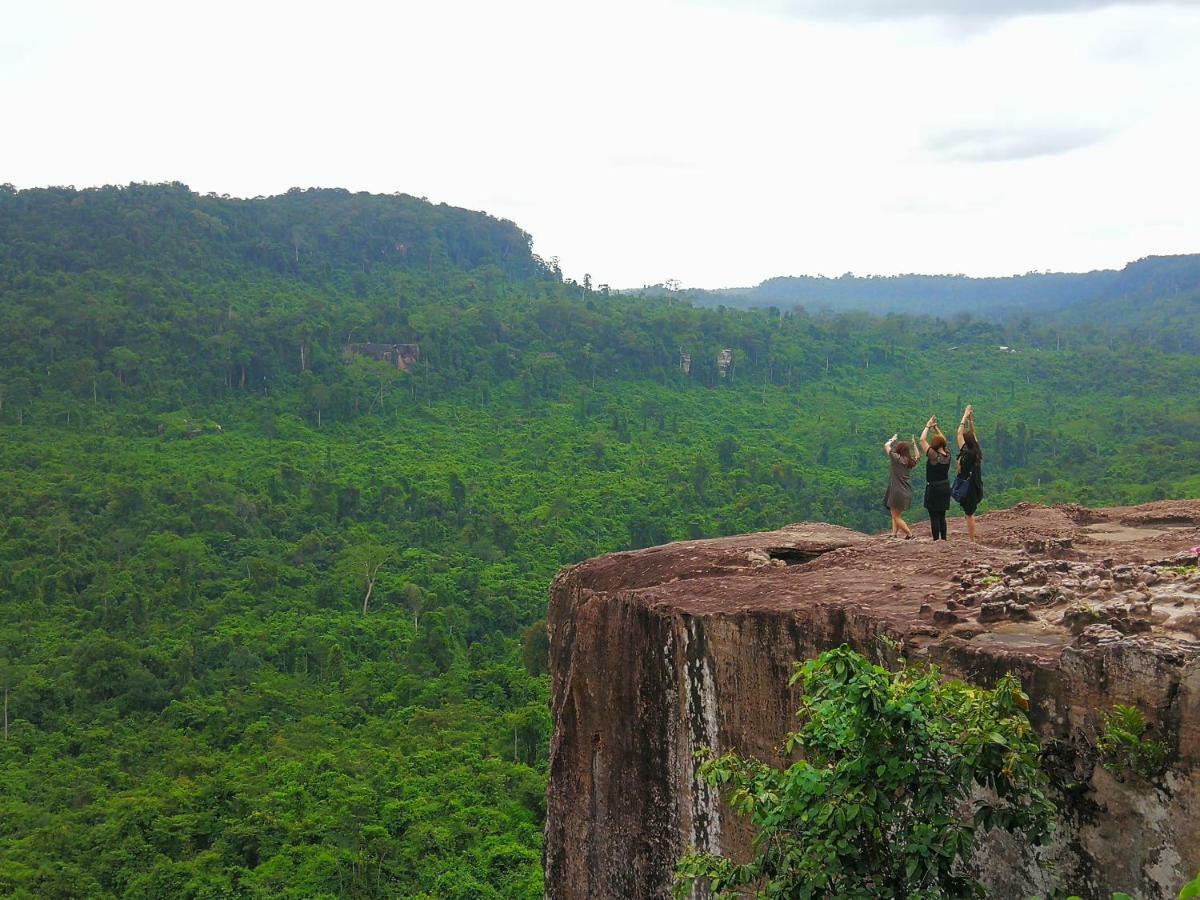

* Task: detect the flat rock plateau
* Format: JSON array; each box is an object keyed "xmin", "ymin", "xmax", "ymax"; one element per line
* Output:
[{"xmin": 545, "ymin": 501, "xmax": 1200, "ymax": 899}]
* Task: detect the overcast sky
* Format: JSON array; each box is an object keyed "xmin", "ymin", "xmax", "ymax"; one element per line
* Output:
[{"xmin": 3, "ymin": 0, "xmax": 1198, "ymax": 287}]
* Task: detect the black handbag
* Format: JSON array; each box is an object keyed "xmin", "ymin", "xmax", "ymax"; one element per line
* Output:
[
  {"xmin": 951, "ymin": 475, "xmax": 970, "ymax": 502},
  {"xmin": 953, "ymin": 446, "xmax": 980, "ymax": 503}
]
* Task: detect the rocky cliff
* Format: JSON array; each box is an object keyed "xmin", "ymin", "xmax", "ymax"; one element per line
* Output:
[{"xmin": 545, "ymin": 501, "xmax": 1200, "ymax": 899}]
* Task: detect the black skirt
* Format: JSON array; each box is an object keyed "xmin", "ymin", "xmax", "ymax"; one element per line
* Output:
[
  {"xmin": 924, "ymin": 479, "xmax": 951, "ymax": 513},
  {"xmin": 956, "ymin": 449, "xmax": 984, "ymax": 515},
  {"xmin": 957, "ymin": 471, "xmax": 984, "ymax": 516}
]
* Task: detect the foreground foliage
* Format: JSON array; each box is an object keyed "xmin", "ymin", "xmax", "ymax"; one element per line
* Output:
[
  {"xmin": 1097, "ymin": 704, "xmax": 1169, "ymax": 780},
  {"xmin": 676, "ymin": 647, "xmax": 1054, "ymax": 899}
]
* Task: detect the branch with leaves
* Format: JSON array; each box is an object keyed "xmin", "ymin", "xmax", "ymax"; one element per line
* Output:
[{"xmin": 676, "ymin": 646, "xmax": 1054, "ymax": 899}]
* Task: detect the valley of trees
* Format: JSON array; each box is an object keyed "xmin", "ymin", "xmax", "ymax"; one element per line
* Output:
[{"xmin": 1, "ymin": 183, "xmax": 1198, "ymax": 897}]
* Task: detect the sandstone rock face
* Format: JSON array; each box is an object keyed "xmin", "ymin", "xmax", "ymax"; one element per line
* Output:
[{"xmin": 545, "ymin": 502, "xmax": 1200, "ymax": 899}]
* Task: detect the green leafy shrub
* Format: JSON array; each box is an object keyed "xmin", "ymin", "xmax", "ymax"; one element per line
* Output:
[
  {"xmin": 675, "ymin": 646, "xmax": 1054, "ymax": 899},
  {"xmin": 1097, "ymin": 704, "xmax": 1168, "ymax": 779}
]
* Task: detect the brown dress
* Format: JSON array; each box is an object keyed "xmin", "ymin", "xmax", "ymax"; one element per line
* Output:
[{"xmin": 884, "ymin": 452, "xmax": 915, "ymax": 513}]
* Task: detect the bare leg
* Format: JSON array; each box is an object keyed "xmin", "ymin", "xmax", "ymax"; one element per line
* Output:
[
  {"xmin": 891, "ymin": 509, "xmax": 912, "ymax": 538},
  {"xmin": 966, "ymin": 514, "xmax": 977, "ymax": 543}
]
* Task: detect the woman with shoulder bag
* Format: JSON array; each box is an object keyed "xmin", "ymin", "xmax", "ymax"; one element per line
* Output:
[{"xmin": 953, "ymin": 405, "xmax": 984, "ymax": 543}]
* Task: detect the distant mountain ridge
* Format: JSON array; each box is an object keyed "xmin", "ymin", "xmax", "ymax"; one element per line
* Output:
[{"xmin": 627, "ymin": 253, "xmax": 1200, "ymax": 352}]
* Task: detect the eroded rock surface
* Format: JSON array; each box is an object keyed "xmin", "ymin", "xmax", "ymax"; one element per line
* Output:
[{"xmin": 545, "ymin": 501, "xmax": 1200, "ymax": 899}]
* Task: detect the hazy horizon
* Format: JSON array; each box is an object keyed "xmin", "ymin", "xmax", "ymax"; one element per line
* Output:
[{"xmin": 6, "ymin": 179, "xmax": 1192, "ymax": 291}]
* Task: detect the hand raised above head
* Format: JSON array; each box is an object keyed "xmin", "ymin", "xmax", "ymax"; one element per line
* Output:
[{"xmin": 926, "ymin": 416, "xmax": 936, "ymax": 428}]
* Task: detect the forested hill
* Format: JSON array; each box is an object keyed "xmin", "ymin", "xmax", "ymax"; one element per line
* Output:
[
  {"xmin": 0, "ymin": 182, "xmax": 549, "ymax": 282},
  {"xmin": 1, "ymin": 183, "xmax": 1199, "ymax": 898},
  {"xmin": 0, "ymin": 183, "xmax": 559, "ymax": 408},
  {"xmin": 636, "ymin": 253, "xmax": 1200, "ymax": 352}
]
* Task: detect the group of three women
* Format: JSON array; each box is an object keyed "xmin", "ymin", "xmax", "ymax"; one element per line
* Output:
[{"xmin": 884, "ymin": 405, "xmax": 984, "ymax": 542}]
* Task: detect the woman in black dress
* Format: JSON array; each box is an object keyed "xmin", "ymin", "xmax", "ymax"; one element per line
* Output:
[
  {"xmin": 955, "ymin": 405, "xmax": 984, "ymax": 542},
  {"xmin": 919, "ymin": 416, "xmax": 952, "ymax": 540}
]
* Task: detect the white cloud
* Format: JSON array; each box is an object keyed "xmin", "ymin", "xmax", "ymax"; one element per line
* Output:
[{"xmin": 925, "ymin": 125, "xmax": 1112, "ymax": 161}]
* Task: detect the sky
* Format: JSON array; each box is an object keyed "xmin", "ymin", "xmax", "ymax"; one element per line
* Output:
[{"xmin": 2, "ymin": 0, "xmax": 1199, "ymax": 288}]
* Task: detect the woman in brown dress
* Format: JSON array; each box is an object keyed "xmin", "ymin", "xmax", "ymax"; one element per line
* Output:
[{"xmin": 883, "ymin": 433, "xmax": 919, "ymax": 539}]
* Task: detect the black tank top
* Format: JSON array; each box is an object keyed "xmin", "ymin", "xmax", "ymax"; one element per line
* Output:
[{"xmin": 926, "ymin": 449, "xmax": 950, "ymax": 482}]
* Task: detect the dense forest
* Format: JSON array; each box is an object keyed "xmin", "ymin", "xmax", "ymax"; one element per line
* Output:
[
  {"xmin": 1, "ymin": 183, "xmax": 1198, "ymax": 897},
  {"xmin": 635, "ymin": 253, "xmax": 1200, "ymax": 353}
]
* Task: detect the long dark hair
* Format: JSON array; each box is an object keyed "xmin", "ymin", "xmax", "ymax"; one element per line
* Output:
[
  {"xmin": 960, "ymin": 431, "xmax": 983, "ymax": 468},
  {"xmin": 894, "ymin": 441, "xmax": 918, "ymax": 469}
]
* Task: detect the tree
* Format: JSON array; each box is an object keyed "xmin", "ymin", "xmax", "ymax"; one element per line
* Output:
[
  {"xmin": 301, "ymin": 372, "xmax": 330, "ymax": 426},
  {"xmin": 259, "ymin": 410, "xmax": 279, "ymax": 443},
  {"xmin": 109, "ymin": 346, "xmax": 139, "ymax": 386},
  {"xmin": 716, "ymin": 436, "xmax": 740, "ymax": 471},
  {"xmin": 0, "ymin": 656, "xmax": 18, "ymax": 741},
  {"xmin": 690, "ymin": 455, "xmax": 711, "ymax": 498},
  {"xmin": 448, "ymin": 473, "xmax": 467, "ymax": 519},
  {"xmin": 676, "ymin": 646, "xmax": 1053, "ymax": 899},
  {"xmin": 0, "ymin": 374, "xmax": 32, "ymax": 423},
  {"xmin": 520, "ymin": 620, "xmax": 549, "ymax": 677},
  {"xmin": 338, "ymin": 540, "xmax": 391, "ymax": 615},
  {"xmin": 402, "ymin": 582, "xmax": 425, "ymax": 629}
]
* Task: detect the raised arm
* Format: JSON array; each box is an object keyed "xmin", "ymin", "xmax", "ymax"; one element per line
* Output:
[
  {"xmin": 920, "ymin": 416, "xmax": 935, "ymax": 453},
  {"xmin": 884, "ymin": 433, "xmax": 898, "ymax": 457},
  {"xmin": 956, "ymin": 406, "xmax": 973, "ymax": 449},
  {"xmin": 909, "ymin": 435, "xmax": 920, "ymax": 461}
]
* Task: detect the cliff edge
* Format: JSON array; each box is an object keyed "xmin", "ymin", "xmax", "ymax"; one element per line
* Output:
[{"xmin": 545, "ymin": 501, "xmax": 1200, "ymax": 899}]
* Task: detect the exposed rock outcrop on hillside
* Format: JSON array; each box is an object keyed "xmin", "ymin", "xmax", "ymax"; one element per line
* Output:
[{"xmin": 545, "ymin": 502, "xmax": 1200, "ymax": 899}]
